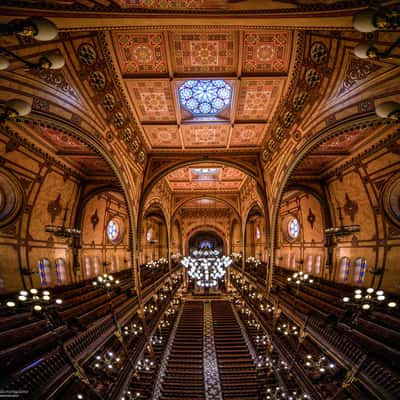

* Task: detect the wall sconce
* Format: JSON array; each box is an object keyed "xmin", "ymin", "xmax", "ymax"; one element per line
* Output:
[
  {"xmin": 0, "ymin": 98, "xmax": 31, "ymax": 122},
  {"xmin": 375, "ymin": 101, "xmax": 400, "ymax": 120},
  {"xmin": 353, "ymin": 8, "xmax": 399, "ymax": 33},
  {"xmin": 0, "ymin": 17, "xmax": 58, "ymax": 41},
  {"xmin": 0, "ymin": 48, "xmax": 65, "ymax": 71}
]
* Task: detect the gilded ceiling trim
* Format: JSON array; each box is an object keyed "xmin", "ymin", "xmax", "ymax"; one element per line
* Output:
[{"xmin": 172, "ymin": 194, "xmax": 240, "ymax": 221}]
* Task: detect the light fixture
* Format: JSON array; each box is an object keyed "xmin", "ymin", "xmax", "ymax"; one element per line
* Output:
[
  {"xmin": 266, "ymin": 387, "xmax": 309, "ymax": 400},
  {"xmin": 352, "ymin": 8, "xmax": 399, "ymax": 33},
  {"xmin": 0, "ymin": 98, "xmax": 32, "ymax": 122},
  {"xmin": 121, "ymin": 391, "xmax": 141, "ymax": 400},
  {"xmin": 0, "ymin": 17, "xmax": 58, "ymax": 41},
  {"xmin": 93, "ymin": 351, "xmax": 121, "ymax": 372},
  {"xmin": 277, "ymin": 322, "xmax": 299, "ymax": 336},
  {"xmin": 342, "ymin": 288, "xmax": 397, "ymax": 311},
  {"xmin": 0, "ymin": 47, "xmax": 65, "ymax": 71},
  {"xmin": 6, "ymin": 288, "xmax": 62, "ymax": 314},
  {"xmin": 92, "ymin": 273, "xmax": 120, "ymax": 289},
  {"xmin": 325, "ymin": 207, "xmax": 360, "ymax": 237},
  {"xmin": 304, "ymin": 354, "xmax": 336, "ymax": 374},
  {"xmin": 135, "ymin": 357, "xmax": 155, "ymax": 372},
  {"xmin": 287, "ymin": 271, "xmax": 314, "ymax": 285},
  {"xmin": 182, "ymin": 248, "xmax": 232, "ymax": 288},
  {"xmin": 123, "ymin": 322, "xmax": 143, "ymax": 337},
  {"xmin": 354, "ymin": 38, "xmax": 400, "ymax": 60},
  {"xmin": 375, "ymin": 101, "xmax": 400, "ymax": 120},
  {"xmin": 45, "ymin": 207, "xmax": 81, "ymax": 238}
]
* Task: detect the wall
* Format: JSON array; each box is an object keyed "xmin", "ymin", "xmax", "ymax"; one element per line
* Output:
[
  {"xmin": 277, "ymin": 190, "xmax": 325, "ymax": 278},
  {"xmin": 0, "ymin": 131, "xmax": 80, "ymax": 293},
  {"xmin": 79, "ymin": 191, "xmax": 131, "ymax": 279},
  {"xmin": 325, "ymin": 144, "xmax": 400, "ymax": 291}
]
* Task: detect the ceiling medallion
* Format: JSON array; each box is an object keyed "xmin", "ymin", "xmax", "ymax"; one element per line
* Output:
[{"xmin": 178, "ymin": 79, "xmax": 232, "ymax": 116}]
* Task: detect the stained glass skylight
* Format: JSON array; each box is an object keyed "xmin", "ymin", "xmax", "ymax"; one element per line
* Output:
[{"xmin": 178, "ymin": 80, "xmax": 232, "ymax": 116}]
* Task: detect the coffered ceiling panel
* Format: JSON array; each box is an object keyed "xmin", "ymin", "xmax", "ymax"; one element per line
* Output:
[
  {"xmin": 230, "ymin": 124, "xmax": 265, "ymax": 147},
  {"xmin": 126, "ymin": 80, "xmax": 176, "ymax": 122},
  {"xmin": 144, "ymin": 126, "xmax": 182, "ymax": 148},
  {"xmin": 113, "ymin": 32, "xmax": 168, "ymax": 76},
  {"xmin": 170, "ymin": 32, "xmax": 237, "ymax": 75},
  {"xmin": 242, "ymin": 31, "xmax": 292, "ymax": 74},
  {"xmin": 166, "ymin": 163, "xmax": 246, "ymax": 192},
  {"xmin": 236, "ymin": 78, "xmax": 286, "ymax": 121},
  {"xmin": 108, "ymin": 26, "xmax": 295, "ymax": 151},
  {"xmin": 181, "ymin": 125, "xmax": 230, "ymax": 148}
]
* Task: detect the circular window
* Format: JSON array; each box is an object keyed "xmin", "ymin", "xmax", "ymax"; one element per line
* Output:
[
  {"xmin": 288, "ymin": 218, "xmax": 300, "ymax": 239},
  {"xmin": 382, "ymin": 174, "xmax": 400, "ymax": 228},
  {"xmin": 0, "ymin": 169, "xmax": 24, "ymax": 228},
  {"xmin": 107, "ymin": 220, "xmax": 120, "ymax": 241}
]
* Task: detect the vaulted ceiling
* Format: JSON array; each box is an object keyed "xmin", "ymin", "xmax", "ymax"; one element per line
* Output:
[{"xmin": 1, "ymin": 0, "xmax": 398, "ymax": 201}]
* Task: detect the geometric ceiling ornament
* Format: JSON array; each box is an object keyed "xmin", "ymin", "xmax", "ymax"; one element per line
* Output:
[
  {"xmin": 236, "ymin": 78, "xmax": 286, "ymax": 121},
  {"xmin": 181, "ymin": 125, "xmax": 230, "ymax": 147},
  {"xmin": 178, "ymin": 79, "xmax": 232, "ymax": 116},
  {"xmin": 126, "ymin": 80, "xmax": 175, "ymax": 122},
  {"xmin": 230, "ymin": 124, "xmax": 265, "ymax": 147},
  {"xmin": 144, "ymin": 126, "xmax": 181, "ymax": 148},
  {"xmin": 113, "ymin": 32, "xmax": 168, "ymax": 75},
  {"xmin": 171, "ymin": 31, "xmax": 236, "ymax": 74},
  {"xmin": 242, "ymin": 31, "xmax": 291, "ymax": 73}
]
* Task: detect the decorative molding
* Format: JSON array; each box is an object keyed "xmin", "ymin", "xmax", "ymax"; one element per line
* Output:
[
  {"xmin": 343, "ymin": 193, "xmax": 358, "ymax": 223},
  {"xmin": 47, "ymin": 194, "xmax": 62, "ymax": 223},
  {"xmin": 203, "ymin": 302, "xmax": 223, "ymax": 400}
]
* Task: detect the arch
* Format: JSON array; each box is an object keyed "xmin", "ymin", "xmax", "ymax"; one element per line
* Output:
[
  {"xmin": 143, "ymin": 156, "xmax": 263, "ymax": 199},
  {"xmin": 353, "ymin": 257, "xmax": 367, "ymax": 285},
  {"xmin": 55, "ymin": 258, "xmax": 67, "ymax": 284},
  {"xmin": 243, "ymin": 202, "xmax": 266, "ymax": 260},
  {"xmin": 269, "ymin": 113, "xmax": 388, "ymax": 290},
  {"xmin": 15, "ymin": 113, "xmax": 138, "ymax": 296},
  {"xmin": 185, "ymin": 225, "xmax": 227, "ymax": 255},
  {"xmin": 338, "ymin": 256, "xmax": 351, "ymax": 282},
  {"xmin": 38, "ymin": 258, "xmax": 51, "ymax": 286}
]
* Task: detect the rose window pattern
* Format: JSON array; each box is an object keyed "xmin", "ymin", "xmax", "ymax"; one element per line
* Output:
[
  {"xmin": 288, "ymin": 218, "xmax": 300, "ymax": 239},
  {"xmin": 178, "ymin": 80, "xmax": 232, "ymax": 116},
  {"xmin": 107, "ymin": 220, "xmax": 119, "ymax": 241}
]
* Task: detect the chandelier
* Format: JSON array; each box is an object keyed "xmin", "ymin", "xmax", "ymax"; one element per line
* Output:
[{"xmin": 181, "ymin": 248, "xmax": 232, "ymax": 288}]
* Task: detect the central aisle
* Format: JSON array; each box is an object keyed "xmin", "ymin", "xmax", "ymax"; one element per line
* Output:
[{"xmin": 158, "ymin": 300, "xmax": 259, "ymax": 400}]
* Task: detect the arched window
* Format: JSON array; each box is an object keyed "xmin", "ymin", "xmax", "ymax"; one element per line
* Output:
[
  {"xmin": 55, "ymin": 258, "xmax": 66, "ymax": 284},
  {"xmin": 146, "ymin": 227, "xmax": 153, "ymax": 242},
  {"xmin": 256, "ymin": 225, "xmax": 261, "ymax": 240},
  {"xmin": 38, "ymin": 258, "xmax": 52, "ymax": 286},
  {"xmin": 94, "ymin": 256, "xmax": 100, "ymax": 276},
  {"xmin": 353, "ymin": 257, "xmax": 367, "ymax": 285},
  {"xmin": 84, "ymin": 256, "xmax": 91, "ymax": 278},
  {"xmin": 315, "ymin": 255, "xmax": 322, "ymax": 275},
  {"xmin": 339, "ymin": 257, "xmax": 351, "ymax": 282},
  {"xmin": 306, "ymin": 255, "xmax": 313, "ymax": 273}
]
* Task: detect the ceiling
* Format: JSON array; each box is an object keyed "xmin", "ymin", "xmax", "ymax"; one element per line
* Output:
[
  {"xmin": 165, "ymin": 163, "xmax": 246, "ymax": 192},
  {"xmin": 293, "ymin": 127, "xmax": 375, "ymax": 177},
  {"xmin": 108, "ymin": 28, "xmax": 294, "ymax": 151},
  {"xmin": 23, "ymin": 124, "xmax": 113, "ymax": 178}
]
